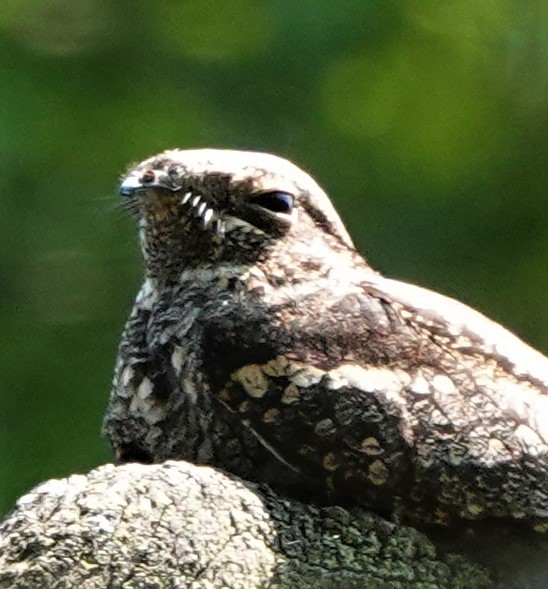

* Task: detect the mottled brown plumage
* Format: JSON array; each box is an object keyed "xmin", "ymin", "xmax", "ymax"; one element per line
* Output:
[{"xmin": 104, "ymin": 149, "xmax": 548, "ymax": 529}]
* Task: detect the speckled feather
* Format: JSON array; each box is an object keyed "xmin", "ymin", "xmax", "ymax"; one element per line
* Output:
[{"xmin": 104, "ymin": 149, "xmax": 548, "ymax": 529}]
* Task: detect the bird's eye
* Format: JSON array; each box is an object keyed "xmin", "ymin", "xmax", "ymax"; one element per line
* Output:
[{"xmin": 250, "ymin": 191, "xmax": 294, "ymax": 215}]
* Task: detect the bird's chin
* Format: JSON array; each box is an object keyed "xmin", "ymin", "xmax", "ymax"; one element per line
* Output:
[
  {"xmin": 124, "ymin": 186, "xmax": 221, "ymax": 241},
  {"xmin": 137, "ymin": 214, "xmax": 220, "ymax": 279}
]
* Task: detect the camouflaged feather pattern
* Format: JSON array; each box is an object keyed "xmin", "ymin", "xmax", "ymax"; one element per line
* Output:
[{"xmin": 104, "ymin": 149, "xmax": 548, "ymax": 529}]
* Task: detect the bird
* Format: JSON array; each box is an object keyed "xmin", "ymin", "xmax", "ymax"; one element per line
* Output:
[{"xmin": 104, "ymin": 148, "xmax": 548, "ymax": 529}]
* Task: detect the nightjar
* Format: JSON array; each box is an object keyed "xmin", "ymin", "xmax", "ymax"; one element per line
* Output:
[{"xmin": 104, "ymin": 149, "xmax": 548, "ymax": 528}]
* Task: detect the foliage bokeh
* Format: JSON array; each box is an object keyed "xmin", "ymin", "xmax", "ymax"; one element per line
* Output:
[{"xmin": 0, "ymin": 0, "xmax": 547, "ymax": 514}]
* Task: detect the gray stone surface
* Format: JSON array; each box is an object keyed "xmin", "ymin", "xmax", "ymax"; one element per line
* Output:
[{"xmin": 0, "ymin": 461, "xmax": 492, "ymax": 589}]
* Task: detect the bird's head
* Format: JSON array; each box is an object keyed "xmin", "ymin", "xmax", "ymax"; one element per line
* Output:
[{"xmin": 119, "ymin": 149, "xmax": 356, "ymax": 285}]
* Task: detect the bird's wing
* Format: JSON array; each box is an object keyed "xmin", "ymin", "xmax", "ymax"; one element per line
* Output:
[
  {"xmin": 360, "ymin": 273, "xmax": 548, "ymax": 387},
  {"xmin": 214, "ymin": 279, "xmax": 548, "ymax": 526}
]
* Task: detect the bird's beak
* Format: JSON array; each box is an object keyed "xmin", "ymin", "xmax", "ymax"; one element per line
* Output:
[
  {"xmin": 119, "ymin": 175, "xmax": 144, "ymax": 197},
  {"xmin": 119, "ymin": 175, "xmax": 180, "ymax": 198}
]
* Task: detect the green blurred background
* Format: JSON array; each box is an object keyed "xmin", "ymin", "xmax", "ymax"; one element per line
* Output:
[{"xmin": 1, "ymin": 0, "xmax": 547, "ymax": 515}]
